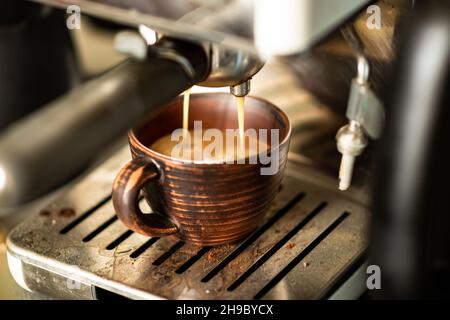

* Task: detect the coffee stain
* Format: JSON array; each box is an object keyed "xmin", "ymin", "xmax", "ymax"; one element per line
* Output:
[
  {"xmin": 286, "ymin": 242, "xmax": 295, "ymax": 249},
  {"xmin": 39, "ymin": 210, "xmax": 51, "ymax": 217},
  {"xmin": 39, "ymin": 207, "xmax": 76, "ymax": 218},
  {"xmin": 58, "ymin": 208, "xmax": 76, "ymax": 218}
]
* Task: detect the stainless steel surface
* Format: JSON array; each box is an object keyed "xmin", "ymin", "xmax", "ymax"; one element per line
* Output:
[
  {"xmin": 344, "ymin": 80, "xmax": 385, "ymax": 140},
  {"xmin": 328, "ymin": 261, "xmax": 368, "ymax": 300},
  {"xmin": 6, "ymin": 144, "xmax": 369, "ymax": 299}
]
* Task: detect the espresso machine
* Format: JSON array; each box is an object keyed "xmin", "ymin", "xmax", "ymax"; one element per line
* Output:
[{"xmin": 0, "ymin": 0, "xmax": 449, "ymax": 299}]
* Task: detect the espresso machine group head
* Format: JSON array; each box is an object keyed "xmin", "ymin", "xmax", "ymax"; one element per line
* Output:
[{"xmin": 113, "ymin": 25, "xmax": 263, "ymax": 97}]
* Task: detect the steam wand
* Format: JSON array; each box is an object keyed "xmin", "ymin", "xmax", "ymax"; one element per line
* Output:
[{"xmin": 336, "ymin": 26, "xmax": 385, "ymax": 190}]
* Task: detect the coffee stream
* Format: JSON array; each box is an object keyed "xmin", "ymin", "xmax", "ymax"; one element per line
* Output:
[
  {"xmin": 183, "ymin": 88, "xmax": 191, "ymax": 133},
  {"xmin": 150, "ymin": 90, "xmax": 267, "ymax": 161},
  {"xmin": 236, "ymin": 96, "xmax": 245, "ymax": 157}
]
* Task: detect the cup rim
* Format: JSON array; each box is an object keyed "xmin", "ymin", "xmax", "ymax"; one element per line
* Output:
[{"xmin": 129, "ymin": 92, "xmax": 292, "ymax": 165}]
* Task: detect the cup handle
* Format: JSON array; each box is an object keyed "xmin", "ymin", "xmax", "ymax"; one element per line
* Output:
[{"xmin": 112, "ymin": 157, "xmax": 179, "ymax": 237}]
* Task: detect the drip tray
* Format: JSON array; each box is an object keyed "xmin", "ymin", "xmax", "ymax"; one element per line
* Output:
[{"xmin": 6, "ymin": 147, "xmax": 369, "ymax": 300}]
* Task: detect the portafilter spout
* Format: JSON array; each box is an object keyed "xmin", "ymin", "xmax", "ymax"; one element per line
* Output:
[
  {"xmin": 199, "ymin": 42, "xmax": 263, "ymax": 98},
  {"xmin": 0, "ymin": 37, "xmax": 209, "ymax": 208}
]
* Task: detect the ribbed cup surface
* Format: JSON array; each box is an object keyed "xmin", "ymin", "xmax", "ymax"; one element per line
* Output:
[{"xmin": 127, "ymin": 93, "xmax": 291, "ymax": 246}]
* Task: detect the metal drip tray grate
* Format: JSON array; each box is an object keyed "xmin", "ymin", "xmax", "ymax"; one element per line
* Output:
[{"xmin": 6, "ymin": 147, "xmax": 369, "ymax": 300}]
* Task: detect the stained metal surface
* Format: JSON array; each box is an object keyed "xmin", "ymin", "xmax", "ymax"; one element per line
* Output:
[{"xmin": 6, "ymin": 145, "xmax": 369, "ymax": 299}]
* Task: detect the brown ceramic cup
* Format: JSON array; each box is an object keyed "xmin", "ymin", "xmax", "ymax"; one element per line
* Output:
[{"xmin": 112, "ymin": 93, "xmax": 291, "ymax": 246}]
